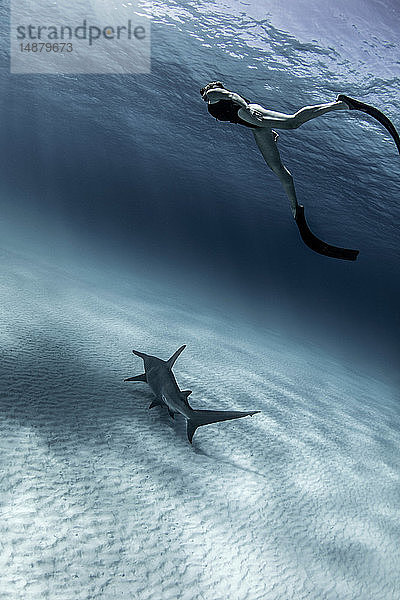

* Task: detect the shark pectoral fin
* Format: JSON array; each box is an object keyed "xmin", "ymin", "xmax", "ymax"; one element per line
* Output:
[
  {"xmin": 168, "ymin": 408, "xmax": 175, "ymax": 419},
  {"xmin": 149, "ymin": 400, "xmax": 162, "ymax": 409},
  {"xmin": 186, "ymin": 421, "xmax": 198, "ymax": 444},
  {"xmin": 181, "ymin": 390, "xmax": 193, "ymax": 408},
  {"xmin": 124, "ymin": 373, "xmax": 147, "ymax": 382},
  {"xmin": 166, "ymin": 345, "xmax": 186, "ymax": 368}
]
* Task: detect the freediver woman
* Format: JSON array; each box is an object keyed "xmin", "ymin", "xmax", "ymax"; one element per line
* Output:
[{"xmin": 200, "ymin": 81, "xmax": 400, "ymax": 261}]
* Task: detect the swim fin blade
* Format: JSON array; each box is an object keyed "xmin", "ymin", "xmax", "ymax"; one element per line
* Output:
[
  {"xmin": 295, "ymin": 205, "xmax": 359, "ymax": 261},
  {"xmin": 337, "ymin": 94, "xmax": 400, "ymax": 154}
]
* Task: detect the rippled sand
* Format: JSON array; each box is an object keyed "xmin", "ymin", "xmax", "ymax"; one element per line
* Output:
[{"xmin": 1, "ymin": 250, "xmax": 399, "ymax": 599}]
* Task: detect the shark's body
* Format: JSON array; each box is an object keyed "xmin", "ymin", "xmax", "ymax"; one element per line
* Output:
[{"xmin": 125, "ymin": 345, "xmax": 260, "ymax": 443}]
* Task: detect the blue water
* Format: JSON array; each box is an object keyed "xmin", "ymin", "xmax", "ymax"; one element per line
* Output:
[{"xmin": 0, "ymin": 1, "xmax": 399, "ymax": 378}]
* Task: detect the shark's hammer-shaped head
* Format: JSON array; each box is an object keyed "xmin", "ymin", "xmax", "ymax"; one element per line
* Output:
[
  {"xmin": 132, "ymin": 345, "xmax": 187, "ymax": 370},
  {"xmin": 124, "ymin": 349, "xmax": 163, "ymax": 383},
  {"xmin": 131, "ymin": 349, "xmax": 162, "ymax": 371}
]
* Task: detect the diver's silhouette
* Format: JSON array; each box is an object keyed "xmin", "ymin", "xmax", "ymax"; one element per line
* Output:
[{"xmin": 201, "ymin": 82, "xmax": 400, "ymax": 261}]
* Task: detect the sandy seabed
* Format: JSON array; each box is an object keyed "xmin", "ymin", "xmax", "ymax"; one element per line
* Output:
[{"xmin": 0, "ymin": 249, "xmax": 399, "ymax": 600}]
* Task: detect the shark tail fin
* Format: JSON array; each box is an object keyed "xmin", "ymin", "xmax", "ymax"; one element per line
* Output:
[
  {"xmin": 186, "ymin": 409, "xmax": 260, "ymax": 444},
  {"xmin": 166, "ymin": 345, "xmax": 186, "ymax": 368},
  {"xmin": 124, "ymin": 373, "xmax": 147, "ymax": 382}
]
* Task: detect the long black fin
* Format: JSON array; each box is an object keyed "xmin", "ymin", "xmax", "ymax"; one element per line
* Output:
[
  {"xmin": 166, "ymin": 345, "xmax": 186, "ymax": 368},
  {"xmin": 338, "ymin": 94, "xmax": 400, "ymax": 154},
  {"xmin": 295, "ymin": 205, "xmax": 359, "ymax": 261},
  {"xmin": 124, "ymin": 373, "xmax": 147, "ymax": 382}
]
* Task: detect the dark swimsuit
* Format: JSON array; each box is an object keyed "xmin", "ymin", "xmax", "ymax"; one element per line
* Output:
[{"xmin": 207, "ymin": 99, "xmax": 259, "ymax": 129}]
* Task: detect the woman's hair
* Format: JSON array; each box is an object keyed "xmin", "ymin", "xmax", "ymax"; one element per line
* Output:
[
  {"xmin": 200, "ymin": 81, "xmax": 225, "ymax": 97},
  {"xmin": 200, "ymin": 81, "xmax": 255, "ymax": 127}
]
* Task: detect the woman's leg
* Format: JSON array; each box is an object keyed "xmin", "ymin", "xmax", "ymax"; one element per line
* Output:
[
  {"xmin": 290, "ymin": 100, "xmax": 348, "ymax": 128},
  {"xmin": 251, "ymin": 127, "xmax": 360, "ymax": 260},
  {"xmin": 239, "ymin": 100, "xmax": 348, "ymax": 129},
  {"xmin": 252, "ymin": 128, "xmax": 299, "ymax": 216}
]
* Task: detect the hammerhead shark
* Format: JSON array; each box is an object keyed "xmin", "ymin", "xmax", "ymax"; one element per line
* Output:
[{"xmin": 124, "ymin": 345, "xmax": 260, "ymax": 443}]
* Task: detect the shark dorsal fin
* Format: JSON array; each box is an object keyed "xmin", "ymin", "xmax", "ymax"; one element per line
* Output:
[{"xmin": 166, "ymin": 345, "xmax": 186, "ymax": 368}]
